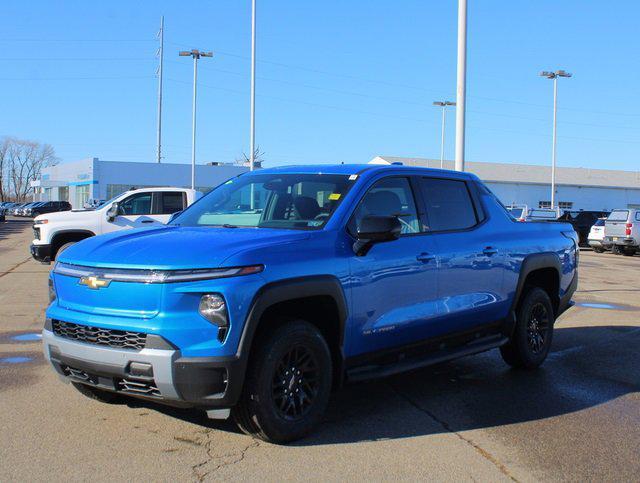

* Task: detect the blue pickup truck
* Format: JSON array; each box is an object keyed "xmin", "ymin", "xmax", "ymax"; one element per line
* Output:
[{"xmin": 43, "ymin": 164, "xmax": 578, "ymax": 443}]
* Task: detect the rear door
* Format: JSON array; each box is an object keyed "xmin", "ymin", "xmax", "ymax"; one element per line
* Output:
[{"xmin": 417, "ymin": 176, "xmax": 508, "ymax": 333}]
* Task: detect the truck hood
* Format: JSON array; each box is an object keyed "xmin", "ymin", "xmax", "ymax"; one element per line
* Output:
[
  {"xmin": 57, "ymin": 225, "xmax": 311, "ymax": 269},
  {"xmin": 35, "ymin": 209, "xmax": 102, "ymax": 223}
]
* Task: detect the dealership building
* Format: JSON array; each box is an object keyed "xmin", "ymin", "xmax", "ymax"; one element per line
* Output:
[
  {"xmin": 31, "ymin": 158, "xmax": 248, "ymax": 209},
  {"xmin": 372, "ymin": 156, "xmax": 640, "ymax": 211}
]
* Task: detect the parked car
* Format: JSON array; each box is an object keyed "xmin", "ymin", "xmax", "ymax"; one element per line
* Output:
[
  {"xmin": 31, "ymin": 187, "xmax": 201, "ymax": 263},
  {"xmin": 558, "ymin": 210, "xmax": 610, "ymax": 247},
  {"xmin": 604, "ymin": 209, "xmax": 640, "ymax": 256},
  {"xmin": 42, "ymin": 164, "xmax": 578, "ymax": 443},
  {"xmin": 28, "ymin": 201, "xmax": 72, "ymax": 217},
  {"xmin": 9, "ymin": 202, "xmax": 28, "ymax": 216},
  {"xmin": 17, "ymin": 202, "xmax": 42, "ymax": 216},
  {"xmin": 83, "ymin": 199, "xmax": 106, "ymax": 209},
  {"xmin": 587, "ymin": 218, "xmax": 609, "ymax": 253}
]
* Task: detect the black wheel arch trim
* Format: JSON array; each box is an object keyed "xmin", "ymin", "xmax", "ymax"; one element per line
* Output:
[
  {"xmin": 224, "ymin": 275, "xmax": 349, "ymax": 405},
  {"xmin": 503, "ymin": 252, "xmax": 568, "ymax": 336}
]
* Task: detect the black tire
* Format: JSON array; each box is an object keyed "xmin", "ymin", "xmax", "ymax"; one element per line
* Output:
[
  {"xmin": 55, "ymin": 241, "xmax": 76, "ymax": 260},
  {"xmin": 232, "ymin": 320, "xmax": 332, "ymax": 444},
  {"xmin": 71, "ymin": 382, "xmax": 122, "ymax": 403},
  {"xmin": 593, "ymin": 247, "xmax": 605, "ymax": 254},
  {"xmin": 622, "ymin": 248, "xmax": 636, "ymax": 257},
  {"xmin": 611, "ymin": 245, "xmax": 622, "ymax": 255},
  {"xmin": 500, "ymin": 287, "xmax": 555, "ymax": 369}
]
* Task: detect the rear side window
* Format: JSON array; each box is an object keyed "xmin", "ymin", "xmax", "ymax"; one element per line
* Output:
[
  {"xmin": 419, "ymin": 178, "xmax": 477, "ymax": 231},
  {"xmin": 608, "ymin": 210, "xmax": 629, "ymax": 221},
  {"xmin": 156, "ymin": 192, "xmax": 185, "ymax": 214},
  {"xmin": 350, "ymin": 177, "xmax": 421, "ymax": 235}
]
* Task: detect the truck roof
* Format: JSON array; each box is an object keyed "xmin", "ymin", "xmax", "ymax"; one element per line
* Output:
[{"xmin": 251, "ymin": 163, "xmax": 479, "ymax": 180}]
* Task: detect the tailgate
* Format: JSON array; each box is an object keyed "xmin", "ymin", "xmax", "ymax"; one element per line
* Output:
[{"xmin": 605, "ymin": 221, "xmax": 627, "ymax": 237}]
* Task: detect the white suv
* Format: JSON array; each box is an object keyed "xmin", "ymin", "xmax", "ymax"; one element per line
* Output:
[
  {"xmin": 31, "ymin": 187, "xmax": 201, "ymax": 263},
  {"xmin": 587, "ymin": 218, "xmax": 608, "ymax": 253},
  {"xmin": 604, "ymin": 209, "xmax": 640, "ymax": 256}
]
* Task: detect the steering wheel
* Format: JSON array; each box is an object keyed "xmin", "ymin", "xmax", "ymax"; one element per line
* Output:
[{"xmin": 397, "ymin": 216, "xmax": 418, "ymax": 234}]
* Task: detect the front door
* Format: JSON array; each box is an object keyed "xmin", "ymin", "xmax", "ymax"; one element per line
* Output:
[
  {"xmin": 348, "ymin": 176, "xmax": 439, "ymax": 357},
  {"xmin": 103, "ymin": 191, "xmax": 157, "ymax": 233}
]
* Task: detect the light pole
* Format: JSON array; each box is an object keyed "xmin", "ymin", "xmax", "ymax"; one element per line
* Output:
[
  {"xmin": 433, "ymin": 101, "xmax": 456, "ymax": 169},
  {"xmin": 454, "ymin": 0, "xmax": 467, "ymax": 172},
  {"xmin": 179, "ymin": 49, "xmax": 213, "ymax": 189},
  {"xmin": 249, "ymin": 0, "xmax": 257, "ymax": 171},
  {"xmin": 156, "ymin": 16, "xmax": 164, "ymax": 164},
  {"xmin": 540, "ymin": 69, "xmax": 572, "ymax": 209}
]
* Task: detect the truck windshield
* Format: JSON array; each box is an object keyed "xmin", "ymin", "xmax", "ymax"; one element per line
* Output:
[{"xmin": 172, "ymin": 173, "xmax": 354, "ymax": 230}]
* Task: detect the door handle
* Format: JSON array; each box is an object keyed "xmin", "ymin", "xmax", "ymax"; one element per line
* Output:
[
  {"xmin": 141, "ymin": 220, "xmax": 155, "ymax": 224},
  {"xmin": 416, "ymin": 252, "xmax": 435, "ymax": 263},
  {"xmin": 482, "ymin": 246, "xmax": 498, "ymax": 256}
]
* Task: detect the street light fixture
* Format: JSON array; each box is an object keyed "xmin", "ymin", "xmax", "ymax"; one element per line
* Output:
[
  {"xmin": 179, "ymin": 49, "xmax": 213, "ymax": 189},
  {"xmin": 540, "ymin": 69, "xmax": 572, "ymax": 209},
  {"xmin": 433, "ymin": 101, "xmax": 456, "ymax": 169}
]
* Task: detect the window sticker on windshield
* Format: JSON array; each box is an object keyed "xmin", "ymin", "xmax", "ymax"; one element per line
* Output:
[
  {"xmin": 307, "ymin": 220, "xmax": 323, "ymax": 227},
  {"xmin": 348, "ymin": 174, "xmax": 358, "ymax": 181},
  {"xmin": 328, "ymin": 193, "xmax": 341, "ymax": 201}
]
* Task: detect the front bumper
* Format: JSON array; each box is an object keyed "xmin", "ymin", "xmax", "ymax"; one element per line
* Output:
[
  {"xmin": 30, "ymin": 243, "xmax": 52, "ymax": 263},
  {"xmin": 42, "ymin": 326, "xmax": 245, "ymax": 409}
]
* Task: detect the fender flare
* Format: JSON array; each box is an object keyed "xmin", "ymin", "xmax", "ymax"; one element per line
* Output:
[
  {"xmin": 236, "ymin": 275, "xmax": 348, "ymax": 359},
  {"xmin": 504, "ymin": 252, "xmax": 562, "ymax": 335}
]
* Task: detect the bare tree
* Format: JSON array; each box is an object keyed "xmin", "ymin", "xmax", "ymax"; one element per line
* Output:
[
  {"xmin": 0, "ymin": 136, "xmax": 58, "ymax": 202},
  {"xmin": 235, "ymin": 146, "xmax": 265, "ymax": 168}
]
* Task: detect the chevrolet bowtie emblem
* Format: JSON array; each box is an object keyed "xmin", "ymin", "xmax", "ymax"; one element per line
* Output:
[{"xmin": 79, "ymin": 276, "xmax": 111, "ymax": 289}]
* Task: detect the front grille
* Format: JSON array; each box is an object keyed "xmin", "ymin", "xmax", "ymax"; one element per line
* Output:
[{"xmin": 52, "ymin": 320, "xmax": 147, "ymax": 350}]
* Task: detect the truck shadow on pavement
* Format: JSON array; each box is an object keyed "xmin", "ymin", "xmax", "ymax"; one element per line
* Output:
[
  {"xmin": 0, "ymin": 219, "xmax": 33, "ymax": 243},
  {"xmin": 124, "ymin": 324, "xmax": 640, "ymax": 445}
]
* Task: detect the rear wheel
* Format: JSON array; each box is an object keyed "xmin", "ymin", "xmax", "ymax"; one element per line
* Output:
[
  {"xmin": 233, "ymin": 320, "xmax": 332, "ymax": 444},
  {"xmin": 72, "ymin": 382, "xmax": 122, "ymax": 403},
  {"xmin": 501, "ymin": 287, "xmax": 555, "ymax": 369},
  {"xmin": 622, "ymin": 247, "xmax": 636, "ymax": 256},
  {"xmin": 593, "ymin": 247, "xmax": 605, "ymax": 254}
]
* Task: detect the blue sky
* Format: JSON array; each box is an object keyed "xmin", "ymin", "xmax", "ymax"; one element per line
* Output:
[{"xmin": 1, "ymin": 1, "xmax": 639, "ymax": 170}]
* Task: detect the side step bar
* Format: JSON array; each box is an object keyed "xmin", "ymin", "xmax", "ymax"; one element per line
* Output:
[{"xmin": 347, "ymin": 335, "xmax": 508, "ymax": 383}]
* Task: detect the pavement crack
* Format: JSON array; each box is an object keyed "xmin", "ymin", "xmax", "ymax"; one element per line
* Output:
[
  {"xmin": 388, "ymin": 383, "xmax": 519, "ymax": 482},
  {"xmin": 191, "ymin": 430, "xmax": 260, "ymax": 482},
  {"xmin": 0, "ymin": 257, "xmax": 32, "ymax": 279}
]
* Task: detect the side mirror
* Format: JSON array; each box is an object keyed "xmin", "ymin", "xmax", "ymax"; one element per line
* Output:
[
  {"xmin": 106, "ymin": 202, "xmax": 119, "ymax": 222},
  {"xmin": 168, "ymin": 210, "xmax": 183, "ymax": 224},
  {"xmin": 353, "ymin": 215, "xmax": 401, "ymax": 256}
]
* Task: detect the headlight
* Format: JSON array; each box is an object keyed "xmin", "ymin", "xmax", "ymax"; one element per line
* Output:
[
  {"xmin": 48, "ymin": 278, "xmax": 56, "ymax": 303},
  {"xmin": 199, "ymin": 294, "xmax": 229, "ymax": 340},
  {"xmin": 34, "ymin": 219, "xmax": 48, "ymax": 225}
]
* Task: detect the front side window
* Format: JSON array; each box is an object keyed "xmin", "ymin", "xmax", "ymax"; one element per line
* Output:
[
  {"xmin": 419, "ymin": 178, "xmax": 477, "ymax": 231},
  {"xmin": 350, "ymin": 177, "xmax": 420, "ymax": 235},
  {"xmin": 119, "ymin": 193, "xmax": 152, "ymax": 216},
  {"xmin": 173, "ymin": 173, "xmax": 354, "ymax": 230}
]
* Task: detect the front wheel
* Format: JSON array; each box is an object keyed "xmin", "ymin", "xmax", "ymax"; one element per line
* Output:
[
  {"xmin": 622, "ymin": 247, "xmax": 636, "ymax": 256},
  {"xmin": 233, "ymin": 320, "xmax": 332, "ymax": 443},
  {"xmin": 500, "ymin": 287, "xmax": 555, "ymax": 369},
  {"xmin": 593, "ymin": 247, "xmax": 605, "ymax": 254}
]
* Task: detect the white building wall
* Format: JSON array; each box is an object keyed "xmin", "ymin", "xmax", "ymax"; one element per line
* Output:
[{"xmin": 487, "ymin": 182, "xmax": 640, "ymax": 211}]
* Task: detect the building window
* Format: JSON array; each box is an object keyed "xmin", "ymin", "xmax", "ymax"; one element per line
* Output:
[
  {"xmin": 75, "ymin": 184, "xmax": 90, "ymax": 208},
  {"xmin": 538, "ymin": 201, "xmax": 551, "ymax": 209},
  {"xmin": 558, "ymin": 201, "xmax": 573, "ymax": 210},
  {"xmin": 59, "ymin": 186, "xmax": 69, "ymax": 202}
]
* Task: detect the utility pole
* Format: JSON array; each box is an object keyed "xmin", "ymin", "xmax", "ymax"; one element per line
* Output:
[
  {"xmin": 179, "ymin": 49, "xmax": 213, "ymax": 189},
  {"xmin": 454, "ymin": 0, "xmax": 467, "ymax": 172},
  {"xmin": 156, "ymin": 16, "xmax": 164, "ymax": 164},
  {"xmin": 540, "ymin": 70, "xmax": 572, "ymax": 208},
  {"xmin": 433, "ymin": 101, "xmax": 456, "ymax": 169},
  {"xmin": 249, "ymin": 0, "xmax": 257, "ymax": 171}
]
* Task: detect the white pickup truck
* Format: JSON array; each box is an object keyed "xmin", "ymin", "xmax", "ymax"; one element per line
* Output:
[{"xmin": 30, "ymin": 187, "xmax": 201, "ymax": 263}]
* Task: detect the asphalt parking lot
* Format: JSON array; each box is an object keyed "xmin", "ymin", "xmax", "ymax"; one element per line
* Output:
[{"xmin": 1, "ymin": 218, "xmax": 639, "ymax": 482}]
